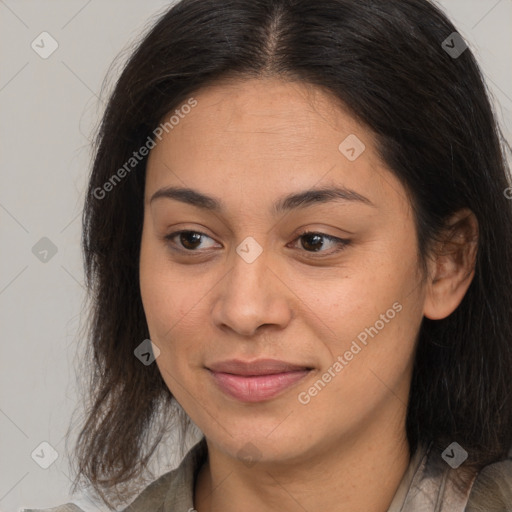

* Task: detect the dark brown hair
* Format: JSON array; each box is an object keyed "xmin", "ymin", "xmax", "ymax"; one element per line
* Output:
[{"xmin": 70, "ymin": 0, "xmax": 512, "ymax": 508}]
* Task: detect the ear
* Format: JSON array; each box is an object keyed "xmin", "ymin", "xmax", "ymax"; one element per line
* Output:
[{"xmin": 423, "ymin": 208, "xmax": 478, "ymax": 320}]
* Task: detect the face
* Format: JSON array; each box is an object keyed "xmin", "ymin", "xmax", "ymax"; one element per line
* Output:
[{"xmin": 139, "ymin": 78, "xmax": 427, "ymax": 464}]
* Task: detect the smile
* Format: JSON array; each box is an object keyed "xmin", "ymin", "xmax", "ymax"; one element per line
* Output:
[{"xmin": 207, "ymin": 359, "xmax": 313, "ymax": 402}]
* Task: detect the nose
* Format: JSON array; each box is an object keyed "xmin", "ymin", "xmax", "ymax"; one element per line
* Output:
[{"xmin": 211, "ymin": 246, "xmax": 293, "ymax": 337}]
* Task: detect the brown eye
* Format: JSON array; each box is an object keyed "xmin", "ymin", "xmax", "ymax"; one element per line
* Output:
[
  {"xmin": 300, "ymin": 233, "xmax": 325, "ymax": 252},
  {"xmin": 179, "ymin": 231, "xmax": 203, "ymax": 250},
  {"xmin": 292, "ymin": 231, "xmax": 350, "ymax": 255},
  {"xmin": 164, "ymin": 230, "xmax": 218, "ymax": 252}
]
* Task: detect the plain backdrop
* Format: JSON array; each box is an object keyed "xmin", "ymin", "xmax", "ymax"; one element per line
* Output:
[{"xmin": 1, "ymin": 0, "xmax": 511, "ymax": 510}]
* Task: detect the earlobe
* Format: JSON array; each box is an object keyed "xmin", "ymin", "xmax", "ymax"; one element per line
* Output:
[{"xmin": 423, "ymin": 209, "xmax": 478, "ymax": 320}]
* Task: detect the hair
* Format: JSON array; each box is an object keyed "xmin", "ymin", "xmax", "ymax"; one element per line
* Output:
[{"xmin": 71, "ymin": 0, "xmax": 512, "ymax": 508}]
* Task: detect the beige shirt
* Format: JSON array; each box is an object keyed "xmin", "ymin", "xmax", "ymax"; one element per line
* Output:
[{"xmin": 21, "ymin": 438, "xmax": 512, "ymax": 512}]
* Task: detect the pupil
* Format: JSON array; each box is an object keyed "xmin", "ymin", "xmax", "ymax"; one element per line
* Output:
[
  {"xmin": 181, "ymin": 232, "xmax": 202, "ymax": 249},
  {"xmin": 303, "ymin": 234, "xmax": 322, "ymax": 251}
]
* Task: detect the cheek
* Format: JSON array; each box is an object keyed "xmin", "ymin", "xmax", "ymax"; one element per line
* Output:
[
  {"xmin": 140, "ymin": 268, "xmax": 202, "ymax": 349},
  {"xmin": 140, "ymin": 224, "xmax": 190, "ymax": 328},
  {"xmin": 140, "ymin": 230, "xmax": 183, "ymax": 344},
  {"xmin": 139, "ymin": 235, "xmax": 215, "ymax": 380},
  {"xmin": 139, "ymin": 258, "xmax": 201, "ymax": 396},
  {"xmin": 295, "ymin": 244, "xmax": 420, "ymax": 349},
  {"xmin": 293, "ymin": 242, "xmax": 423, "ymax": 398},
  {"xmin": 302, "ymin": 278, "xmax": 423, "ymax": 418}
]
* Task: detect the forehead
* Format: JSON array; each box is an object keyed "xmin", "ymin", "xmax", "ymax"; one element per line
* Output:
[
  {"xmin": 158, "ymin": 78, "xmax": 364, "ymax": 155},
  {"xmin": 145, "ymin": 78, "xmax": 409, "ymax": 217}
]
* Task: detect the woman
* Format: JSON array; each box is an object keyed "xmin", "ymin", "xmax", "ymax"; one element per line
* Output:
[{"xmin": 24, "ymin": 0, "xmax": 512, "ymax": 510}]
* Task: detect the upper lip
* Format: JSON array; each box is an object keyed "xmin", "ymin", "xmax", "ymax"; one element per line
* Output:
[{"xmin": 207, "ymin": 359, "xmax": 312, "ymax": 376}]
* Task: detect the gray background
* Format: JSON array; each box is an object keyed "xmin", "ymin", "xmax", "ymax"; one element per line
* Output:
[{"xmin": 1, "ymin": 0, "xmax": 511, "ymax": 510}]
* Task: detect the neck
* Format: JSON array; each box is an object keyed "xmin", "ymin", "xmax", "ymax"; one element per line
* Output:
[{"xmin": 194, "ymin": 407, "xmax": 411, "ymax": 512}]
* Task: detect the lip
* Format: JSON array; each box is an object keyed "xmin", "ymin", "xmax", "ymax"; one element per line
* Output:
[{"xmin": 207, "ymin": 359, "xmax": 313, "ymax": 402}]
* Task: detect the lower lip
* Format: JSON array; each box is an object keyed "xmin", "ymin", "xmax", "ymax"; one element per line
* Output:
[{"xmin": 209, "ymin": 370, "xmax": 311, "ymax": 402}]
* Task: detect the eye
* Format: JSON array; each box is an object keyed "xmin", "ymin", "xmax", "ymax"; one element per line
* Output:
[
  {"xmin": 290, "ymin": 230, "xmax": 350, "ymax": 255},
  {"xmin": 164, "ymin": 230, "xmax": 219, "ymax": 252}
]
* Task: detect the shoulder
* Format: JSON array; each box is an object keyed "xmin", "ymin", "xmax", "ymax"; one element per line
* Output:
[
  {"xmin": 19, "ymin": 505, "xmax": 85, "ymax": 512},
  {"xmin": 119, "ymin": 436, "xmax": 207, "ymax": 511},
  {"xmin": 465, "ymin": 457, "xmax": 512, "ymax": 511},
  {"xmin": 20, "ymin": 437, "xmax": 208, "ymax": 512}
]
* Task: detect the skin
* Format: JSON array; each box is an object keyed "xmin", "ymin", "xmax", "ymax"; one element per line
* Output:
[{"xmin": 139, "ymin": 78, "xmax": 477, "ymax": 512}]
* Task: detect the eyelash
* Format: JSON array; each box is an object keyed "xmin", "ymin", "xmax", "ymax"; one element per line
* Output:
[{"xmin": 163, "ymin": 229, "xmax": 350, "ymax": 257}]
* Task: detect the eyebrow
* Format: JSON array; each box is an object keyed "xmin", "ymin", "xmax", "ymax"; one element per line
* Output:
[{"xmin": 149, "ymin": 185, "xmax": 375, "ymax": 214}]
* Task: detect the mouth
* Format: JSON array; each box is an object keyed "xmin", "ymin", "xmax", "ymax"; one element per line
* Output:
[{"xmin": 207, "ymin": 359, "xmax": 314, "ymax": 403}]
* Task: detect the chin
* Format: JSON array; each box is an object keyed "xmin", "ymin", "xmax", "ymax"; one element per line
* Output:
[{"xmin": 205, "ymin": 419, "xmax": 318, "ymax": 464}]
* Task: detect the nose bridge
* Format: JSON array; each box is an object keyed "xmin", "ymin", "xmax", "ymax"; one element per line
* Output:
[
  {"xmin": 228, "ymin": 242, "xmax": 271, "ymax": 305},
  {"xmin": 212, "ymin": 240, "xmax": 291, "ymax": 335}
]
